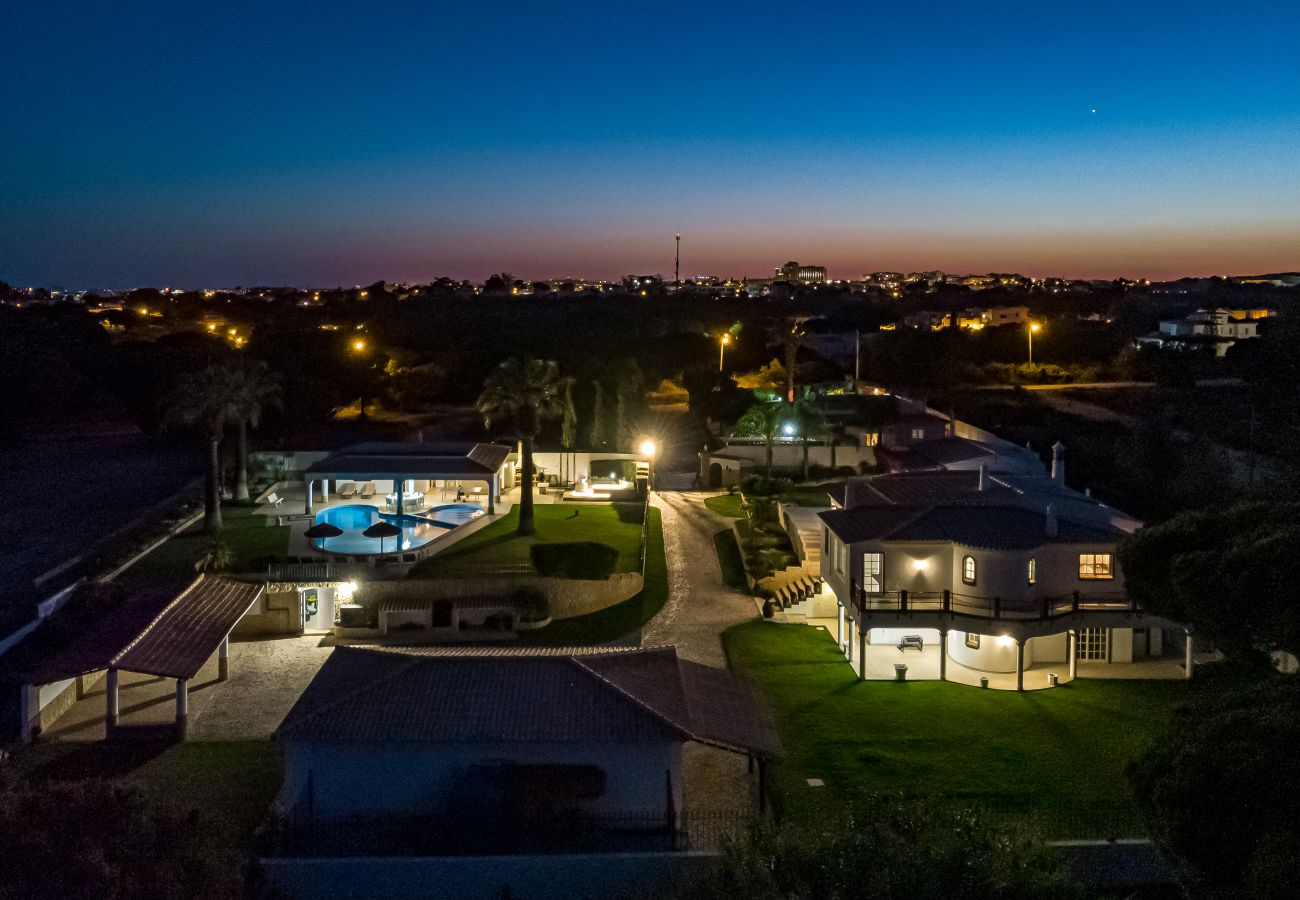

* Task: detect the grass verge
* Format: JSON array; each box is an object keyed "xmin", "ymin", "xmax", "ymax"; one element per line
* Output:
[
  {"xmin": 410, "ymin": 504, "xmax": 644, "ymax": 577},
  {"xmin": 724, "ymin": 620, "xmax": 1189, "ymax": 837},
  {"xmin": 521, "ymin": 506, "xmax": 666, "ymax": 645},
  {"xmin": 713, "ymin": 528, "xmax": 747, "ymax": 589},
  {"xmin": 703, "ymin": 492, "xmax": 745, "ymax": 517}
]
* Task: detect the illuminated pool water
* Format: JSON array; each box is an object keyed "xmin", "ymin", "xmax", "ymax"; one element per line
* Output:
[{"xmin": 312, "ymin": 503, "xmax": 485, "ymax": 555}]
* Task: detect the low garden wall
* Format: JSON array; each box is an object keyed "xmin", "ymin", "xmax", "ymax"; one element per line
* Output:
[{"xmin": 361, "ymin": 573, "xmax": 643, "ymax": 621}]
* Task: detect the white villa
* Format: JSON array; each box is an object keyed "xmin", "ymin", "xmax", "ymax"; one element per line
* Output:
[{"xmin": 792, "ymin": 445, "xmax": 1197, "ymax": 690}]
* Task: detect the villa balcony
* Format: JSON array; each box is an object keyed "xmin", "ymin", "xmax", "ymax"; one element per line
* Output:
[{"xmin": 845, "ymin": 584, "xmax": 1171, "ymax": 640}]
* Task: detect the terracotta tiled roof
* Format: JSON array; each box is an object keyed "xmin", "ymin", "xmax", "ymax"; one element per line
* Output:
[
  {"xmin": 13, "ymin": 576, "xmax": 262, "ymax": 683},
  {"xmin": 277, "ymin": 646, "xmax": 782, "ymax": 758},
  {"xmin": 819, "ymin": 503, "xmax": 1119, "ymax": 550},
  {"xmin": 305, "ymin": 442, "xmax": 511, "ymax": 478}
]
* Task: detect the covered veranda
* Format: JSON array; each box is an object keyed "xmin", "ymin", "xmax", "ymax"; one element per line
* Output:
[
  {"xmin": 17, "ymin": 576, "xmax": 264, "ymax": 741},
  {"xmin": 301, "ymin": 442, "xmax": 513, "ymax": 517}
]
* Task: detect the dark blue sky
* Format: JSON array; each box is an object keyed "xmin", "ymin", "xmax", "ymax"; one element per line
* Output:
[{"xmin": 3, "ymin": 0, "xmax": 1297, "ymax": 287}]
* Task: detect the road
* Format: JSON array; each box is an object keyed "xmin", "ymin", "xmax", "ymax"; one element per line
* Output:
[{"xmin": 641, "ymin": 490, "xmax": 758, "ymax": 668}]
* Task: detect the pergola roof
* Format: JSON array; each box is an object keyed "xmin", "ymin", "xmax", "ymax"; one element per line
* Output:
[
  {"xmin": 304, "ymin": 441, "xmax": 512, "ymax": 480},
  {"xmin": 16, "ymin": 576, "xmax": 262, "ymax": 683}
]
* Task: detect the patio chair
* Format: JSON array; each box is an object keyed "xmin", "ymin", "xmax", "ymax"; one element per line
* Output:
[
  {"xmin": 266, "ymin": 492, "xmax": 284, "ymax": 508},
  {"xmin": 358, "ymin": 482, "xmax": 377, "ymax": 499},
  {"xmin": 337, "ymin": 482, "xmax": 358, "ymax": 499}
]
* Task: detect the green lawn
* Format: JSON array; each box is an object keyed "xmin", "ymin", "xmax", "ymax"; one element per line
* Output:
[
  {"xmin": 704, "ymin": 484, "xmax": 837, "ymax": 519},
  {"xmin": 713, "ymin": 528, "xmax": 748, "ymax": 589},
  {"xmin": 410, "ymin": 503, "xmax": 645, "ymax": 577},
  {"xmin": 704, "ymin": 492, "xmax": 745, "ymax": 517},
  {"xmin": 13, "ymin": 740, "xmax": 281, "ymax": 870},
  {"xmin": 724, "ymin": 621, "xmax": 1189, "ymax": 838},
  {"xmin": 113, "ymin": 504, "xmax": 290, "ymax": 591},
  {"xmin": 521, "ymin": 506, "xmax": 666, "ymax": 645}
]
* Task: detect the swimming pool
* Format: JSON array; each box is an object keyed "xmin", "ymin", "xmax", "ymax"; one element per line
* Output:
[{"xmin": 312, "ymin": 503, "xmax": 485, "ymax": 555}]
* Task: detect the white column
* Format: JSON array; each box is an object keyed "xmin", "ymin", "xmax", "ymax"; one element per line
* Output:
[
  {"xmin": 836, "ymin": 602, "xmax": 845, "ymax": 649},
  {"xmin": 322, "ymin": 479, "xmax": 330, "ymax": 501},
  {"xmin": 939, "ymin": 629, "xmax": 948, "ymax": 681},
  {"xmin": 1015, "ymin": 639, "xmax": 1025, "ymax": 692},
  {"xmin": 106, "ymin": 668, "xmax": 120, "ymax": 731},
  {"xmin": 175, "ymin": 678, "xmax": 190, "ymax": 740},
  {"xmin": 1068, "ymin": 630, "xmax": 1078, "ymax": 680},
  {"xmin": 304, "ymin": 479, "xmax": 314, "ymax": 514},
  {"xmin": 846, "ymin": 616, "xmax": 856, "ymax": 663},
  {"xmin": 19, "ymin": 683, "xmax": 38, "ymax": 742},
  {"xmin": 1184, "ymin": 630, "xmax": 1194, "ymax": 679},
  {"xmin": 488, "ymin": 475, "xmax": 497, "ymax": 515},
  {"xmin": 218, "ymin": 635, "xmax": 230, "ymax": 681},
  {"xmin": 858, "ymin": 624, "xmax": 867, "ymax": 680}
]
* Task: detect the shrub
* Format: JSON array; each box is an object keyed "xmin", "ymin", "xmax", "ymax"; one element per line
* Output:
[
  {"xmin": 514, "ymin": 586, "xmax": 551, "ymax": 622},
  {"xmin": 531, "ymin": 542, "xmax": 619, "ymax": 579}
]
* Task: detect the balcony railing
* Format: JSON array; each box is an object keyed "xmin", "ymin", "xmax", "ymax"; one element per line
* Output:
[{"xmin": 849, "ymin": 583, "xmax": 1137, "ymax": 621}]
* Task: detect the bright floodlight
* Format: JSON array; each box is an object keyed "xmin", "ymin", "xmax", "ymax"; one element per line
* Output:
[
  {"xmin": 1030, "ymin": 322, "xmax": 1041, "ymax": 332},
  {"xmin": 998, "ymin": 634, "xmax": 1014, "ymax": 647},
  {"xmin": 352, "ymin": 339, "xmax": 366, "ymax": 351},
  {"xmin": 783, "ymin": 423, "xmax": 795, "ymax": 436},
  {"xmin": 639, "ymin": 439, "xmax": 656, "ymax": 458}
]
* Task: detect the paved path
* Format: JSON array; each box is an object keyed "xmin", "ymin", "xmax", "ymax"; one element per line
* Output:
[
  {"xmin": 641, "ymin": 491, "xmax": 758, "ymax": 668},
  {"xmin": 641, "ymin": 490, "xmax": 762, "ymax": 811}
]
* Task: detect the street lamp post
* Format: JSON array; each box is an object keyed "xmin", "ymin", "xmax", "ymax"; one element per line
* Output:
[
  {"xmin": 639, "ymin": 439, "xmax": 657, "ymax": 492},
  {"xmin": 718, "ymin": 333, "xmax": 731, "ymax": 372},
  {"xmin": 1027, "ymin": 321, "xmax": 1040, "ymax": 367}
]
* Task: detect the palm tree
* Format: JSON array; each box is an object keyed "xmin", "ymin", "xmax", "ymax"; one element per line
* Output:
[
  {"xmin": 789, "ymin": 388, "xmax": 829, "ymax": 482},
  {"xmin": 478, "ymin": 356, "xmax": 565, "ymax": 536},
  {"xmin": 227, "ymin": 360, "xmax": 282, "ymax": 502},
  {"xmin": 736, "ymin": 400, "xmax": 787, "ymax": 474},
  {"xmin": 769, "ymin": 320, "xmax": 810, "ymax": 403},
  {"xmin": 164, "ymin": 365, "xmax": 242, "ymax": 533}
]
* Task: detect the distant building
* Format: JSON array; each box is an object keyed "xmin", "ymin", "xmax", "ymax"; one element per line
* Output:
[
  {"xmin": 902, "ymin": 306, "xmax": 1029, "ymax": 331},
  {"xmin": 774, "ymin": 261, "xmax": 826, "ymax": 284},
  {"xmin": 1136, "ymin": 307, "xmax": 1274, "ymax": 357}
]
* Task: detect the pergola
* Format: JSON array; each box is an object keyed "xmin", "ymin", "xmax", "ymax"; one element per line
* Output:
[
  {"xmin": 19, "ymin": 576, "xmax": 264, "ymax": 740},
  {"xmin": 302, "ymin": 442, "xmax": 512, "ymax": 517}
]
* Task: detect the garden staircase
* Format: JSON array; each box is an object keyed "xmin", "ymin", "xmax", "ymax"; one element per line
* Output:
[{"xmin": 763, "ymin": 564, "xmax": 822, "ymax": 616}]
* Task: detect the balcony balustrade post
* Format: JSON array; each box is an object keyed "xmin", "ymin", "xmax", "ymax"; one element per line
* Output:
[
  {"xmin": 899, "ymin": 590, "xmax": 908, "ymax": 612},
  {"xmin": 1073, "ymin": 590, "xmax": 1080, "ymax": 613},
  {"xmin": 993, "ymin": 596, "xmax": 1001, "ymax": 618},
  {"xmin": 942, "ymin": 589, "xmax": 951, "ymax": 612}
]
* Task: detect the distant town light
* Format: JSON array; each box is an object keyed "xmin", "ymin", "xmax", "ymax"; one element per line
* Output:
[
  {"xmin": 352, "ymin": 339, "xmax": 367, "ymax": 352},
  {"xmin": 638, "ymin": 439, "xmax": 656, "ymax": 458}
]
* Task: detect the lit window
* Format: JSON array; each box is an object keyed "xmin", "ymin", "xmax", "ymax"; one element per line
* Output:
[
  {"xmin": 911, "ymin": 428, "xmax": 925, "ymax": 440},
  {"xmin": 965, "ymin": 632, "xmax": 980, "ymax": 649},
  {"xmin": 1078, "ymin": 553, "xmax": 1113, "ymax": 580},
  {"xmin": 1028, "ymin": 557, "xmax": 1037, "ymax": 585},
  {"xmin": 862, "ymin": 552, "xmax": 884, "ymax": 594},
  {"xmin": 962, "ymin": 555, "xmax": 976, "ymax": 585}
]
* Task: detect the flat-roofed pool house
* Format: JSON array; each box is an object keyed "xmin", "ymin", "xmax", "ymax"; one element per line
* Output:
[{"xmin": 817, "ymin": 448, "xmax": 1194, "ymax": 690}]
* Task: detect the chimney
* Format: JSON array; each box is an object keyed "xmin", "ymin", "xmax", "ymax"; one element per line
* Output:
[
  {"xmin": 1045, "ymin": 503, "xmax": 1058, "ymax": 538},
  {"xmin": 1051, "ymin": 441, "xmax": 1066, "ymax": 486},
  {"xmin": 977, "ymin": 463, "xmax": 988, "ymax": 492}
]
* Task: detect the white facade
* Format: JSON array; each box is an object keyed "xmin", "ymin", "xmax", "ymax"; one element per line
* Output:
[{"xmin": 280, "ymin": 739, "xmax": 683, "ymax": 822}]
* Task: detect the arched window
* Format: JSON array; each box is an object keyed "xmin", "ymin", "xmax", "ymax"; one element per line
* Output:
[
  {"xmin": 962, "ymin": 555, "xmax": 976, "ymax": 585},
  {"xmin": 1028, "ymin": 557, "xmax": 1037, "ymax": 585}
]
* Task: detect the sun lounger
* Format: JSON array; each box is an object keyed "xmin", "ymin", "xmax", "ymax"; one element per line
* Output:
[
  {"xmin": 358, "ymin": 482, "xmax": 377, "ymax": 499},
  {"xmin": 337, "ymin": 482, "xmax": 358, "ymax": 499}
]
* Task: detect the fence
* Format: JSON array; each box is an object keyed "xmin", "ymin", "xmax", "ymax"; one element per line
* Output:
[
  {"xmin": 269, "ymin": 808, "xmax": 753, "ymax": 858},
  {"xmin": 850, "ymin": 585, "xmax": 1138, "ymax": 621}
]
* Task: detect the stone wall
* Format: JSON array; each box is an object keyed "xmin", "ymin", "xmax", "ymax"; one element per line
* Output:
[
  {"xmin": 362, "ymin": 573, "xmax": 643, "ymax": 621},
  {"xmin": 235, "ymin": 582, "xmax": 303, "ymax": 636}
]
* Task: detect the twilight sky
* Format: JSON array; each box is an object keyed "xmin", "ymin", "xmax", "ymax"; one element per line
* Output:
[{"xmin": 2, "ymin": 0, "xmax": 1298, "ymax": 287}]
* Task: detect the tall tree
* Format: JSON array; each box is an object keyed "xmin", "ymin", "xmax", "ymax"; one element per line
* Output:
[
  {"xmin": 226, "ymin": 359, "xmax": 281, "ymax": 502},
  {"xmin": 736, "ymin": 400, "xmax": 787, "ymax": 474},
  {"xmin": 164, "ymin": 365, "xmax": 243, "ymax": 533},
  {"xmin": 789, "ymin": 388, "xmax": 829, "ymax": 482},
  {"xmin": 769, "ymin": 320, "xmax": 810, "ymax": 403},
  {"xmin": 478, "ymin": 356, "xmax": 565, "ymax": 536},
  {"xmin": 1119, "ymin": 501, "xmax": 1300, "ymax": 665}
]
